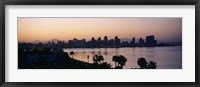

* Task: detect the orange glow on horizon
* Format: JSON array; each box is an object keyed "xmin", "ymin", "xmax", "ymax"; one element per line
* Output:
[{"xmin": 18, "ymin": 18, "xmax": 182, "ymax": 42}]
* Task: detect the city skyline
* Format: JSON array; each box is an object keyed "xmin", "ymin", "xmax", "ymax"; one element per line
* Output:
[
  {"xmin": 18, "ymin": 34, "xmax": 182, "ymax": 69},
  {"xmin": 18, "ymin": 35, "xmax": 180, "ymax": 44},
  {"xmin": 19, "ymin": 35, "xmax": 181, "ymax": 49},
  {"xmin": 18, "ymin": 17, "xmax": 182, "ymax": 42}
]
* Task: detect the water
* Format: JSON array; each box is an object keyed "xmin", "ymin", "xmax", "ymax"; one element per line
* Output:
[{"xmin": 63, "ymin": 46, "xmax": 182, "ymax": 69}]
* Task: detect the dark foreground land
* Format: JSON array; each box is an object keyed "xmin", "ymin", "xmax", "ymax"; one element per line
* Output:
[
  {"xmin": 18, "ymin": 47, "xmax": 157, "ymax": 69},
  {"xmin": 18, "ymin": 48, "xmax": 113, "ymax": 69}
]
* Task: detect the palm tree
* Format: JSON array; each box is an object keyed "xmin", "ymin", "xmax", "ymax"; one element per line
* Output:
[
  {"xmin": 112, "ymin": 55, "xmax": 118, "ymax": 67},
  {"xmin": 93, "ymin": 55, "xmax": 99, "ymax": 64},
  {"xmin": 69, "ymin": 51, "xmax": 75, "ymax": 58},
  {"xmin": 112, "ymin": 55, "xmax": 127, "ymax": 69},
  {"xmin": 87, "ymin": 55, "xmax": 90, "ymax": 63},
  {"xmin": 137, "ymin": 57, "xmax": 148, "ymax": 69},
  {"xmin": 148, "ymin": 61, "xmax": 157, "ymax": 69},
  {"xmin": 118, "ymin": 55, "xmax": 127, "ymax": 68},
  {"xmin": 98, "ymin": 55, "xmax": 104, "ymax": 63},
  {"xmin": 93, "ymin": 55, "xmax": 104, "ymax": 64}
]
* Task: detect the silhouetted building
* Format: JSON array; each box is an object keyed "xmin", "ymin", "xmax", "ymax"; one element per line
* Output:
[
  {"xmin": 104, "ymin": 36, "xmax": 108, "ymax": 47},
  {"xmin": 108, "ymin": 39, "xmax": 114, "ymax": 47},
  {"xmin": 73, "ymin": 38, "xmax": 78, "ymax": 41},
  {"xmin": 82, "ymin": 39, "xmax": 86, "ymax": 43},
  {"xmin": 48, "ymin": 41, "xmax": 51, "ymax": 46},
  {"xmin": 80, "ymin": 39, "xmax": 86, "ymax": 48},
  {"xmin": 131, "ymin": 37, "xmax": 135, "ymax": 47},
  {"xmin": 114, "ymin": 36, "xmax": 121, "ymax": 47},
  {"xmin": 139, "ymin": 38, "xmax": 145, "ymax": 46},
  {"xmin": 121, "ymin": 41, "xmax": 129, "ymax": 47},
  {"xmin": 146, "ymin": 35, "xmax": 155, "ymax": 47},
  {"xmin": 19, "ymin": 35, "xmax": 181, "ymax": 49},
  {"xmin": 154, "ymin": 40, "xmax": 157, "ymax": 46},
  {"xmin": 91, "ymin": 37, "xmax": 97, "ymax": 48},
  {"xmin": 97, "ymin": 37, "xmax": 101, "ymax": 47}
]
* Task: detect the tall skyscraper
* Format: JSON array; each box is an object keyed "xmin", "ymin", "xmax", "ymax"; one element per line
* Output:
[
  {"xmin": 131, "ymin": 37, "xmax": 135, "ymax": 47},
  {"xmin": 104, "ymin": 36, "xmax": 108, "ymax": 47},
  {"xmin": 91, "ymin": 37, "xmax": 96, "ymax": 47},
  {"xmin": 114, "ymin": 36, "xmax": 121, "ymax": 47},
  {"xmin": 146, "ymin": 35, "xmax": 155, "ymax": 47},
  {"xmin": 97, "ymin": 37, "xmax": 101, "ymax": 47},
  {"xmin": 139, "ymin": 38, "xmax": 145, "ymax": 46}
]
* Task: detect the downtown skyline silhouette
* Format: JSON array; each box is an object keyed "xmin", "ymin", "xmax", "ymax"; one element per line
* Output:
[
  {"xmin": 18, "ymin": 17, "xmax": 182, "ymax": 69},
  {"xmin": 18, "ymin": 18, "xmax": 182, "ymax": 43}
]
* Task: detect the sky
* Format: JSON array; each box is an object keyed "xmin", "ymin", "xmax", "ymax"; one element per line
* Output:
[{"xmin": 18, "ymin": 17, "xmax": 182, "ymax": 43}]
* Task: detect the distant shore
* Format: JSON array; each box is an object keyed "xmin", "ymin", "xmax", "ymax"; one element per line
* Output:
[{"xmin": 61, "ymin": 45, "xmax": 182, "ymax": 49}]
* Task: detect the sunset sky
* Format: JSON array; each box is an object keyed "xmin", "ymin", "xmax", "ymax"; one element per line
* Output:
[{"xmin": 18, "ymin": 18, "xmax": 182, "ymax": 43}]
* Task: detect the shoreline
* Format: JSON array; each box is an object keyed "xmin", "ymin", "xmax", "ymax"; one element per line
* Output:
[{"xmin": 62, "ymin": 45, "xmax": 182, "ymax": 49}]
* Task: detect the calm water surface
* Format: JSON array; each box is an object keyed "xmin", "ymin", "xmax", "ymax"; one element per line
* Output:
[{"xmin": 64, "ymin": 46, "xmax": 182, "ymax": 69}]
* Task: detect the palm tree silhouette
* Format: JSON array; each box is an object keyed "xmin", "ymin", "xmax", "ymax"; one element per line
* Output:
[
  {"xmin": 98, "ymin": 55, "xmax": 104, "ymax": 63},
  {"xmin": 118, "ymin": 55, "xmax": 127, "ymax": 68},
  {"xmin": 93, "ymin": 55, "xmax": 104, "ymax": 64},
  {"xmin": 93, "ymin": 55, "xmax": 98, "ymax": 63},
  {"xmin": 87, "ymin": 55, "xmax": 90, "ymax": 63},
  {"xmin": 137, "ymin": 57, "xmax": 147, "ymax": 69},
  {"xmin": 112, "ymin": 55, "xmax": 118, "ymax": 67},
  {"xmin": 112, "ymin": 55, "xmax": 127, "ymax": 69},
  {"xmin": 148, "ymin": 61, "xmax": 157, "ymax": 69},
  {"xmin": 69, "ymin": 51, "xmax": 75, "ymax": 58}
]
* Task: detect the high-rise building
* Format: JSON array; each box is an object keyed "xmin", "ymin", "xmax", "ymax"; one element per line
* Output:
[
  {"xmin": 146, "ymin": 35, "xmax": 155, "ymax": 47},
  {"xmin": 97, "ymin": 37, "xmax": 101, "ymax": 47},
  {"xmin": 139, "ymin": 38, "xmax": 145, "ymax": 46},
  {"xmin": 114, "ymin": 36, "xmax": 121, "ymax": 47},
  {"xmin": 104, "ymin": 36, "xmax": 108, "ymax": 46},
  {"xmin": 108, "ymin": 39, "xmax": 114, "ymax": 46},
  {"xmin": 91, "ymin": 37, "xmax": 96, "ymax": 47},
  {"xmin": 131, "ymin": 37, "xmax": 135, "ymax": 47},
  {"xmin": 154, "ymin": 40, "xmax": 157, "ymax": 46}
]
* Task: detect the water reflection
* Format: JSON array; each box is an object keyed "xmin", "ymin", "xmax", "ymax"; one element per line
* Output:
[
  {"xmin": 104, "ymin": 48, "xmax": 108, "ymax": 55},
  {"xmin": 115, "ymin": 48, "xmax": 119, "ymax": 55},
  {"xmin": 146, "ymin": 47, "xmax": 155, "ymax": 61},
  {"xmin": 64, "ymin": 46, "xmax": 182, "ymax": 69}
]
